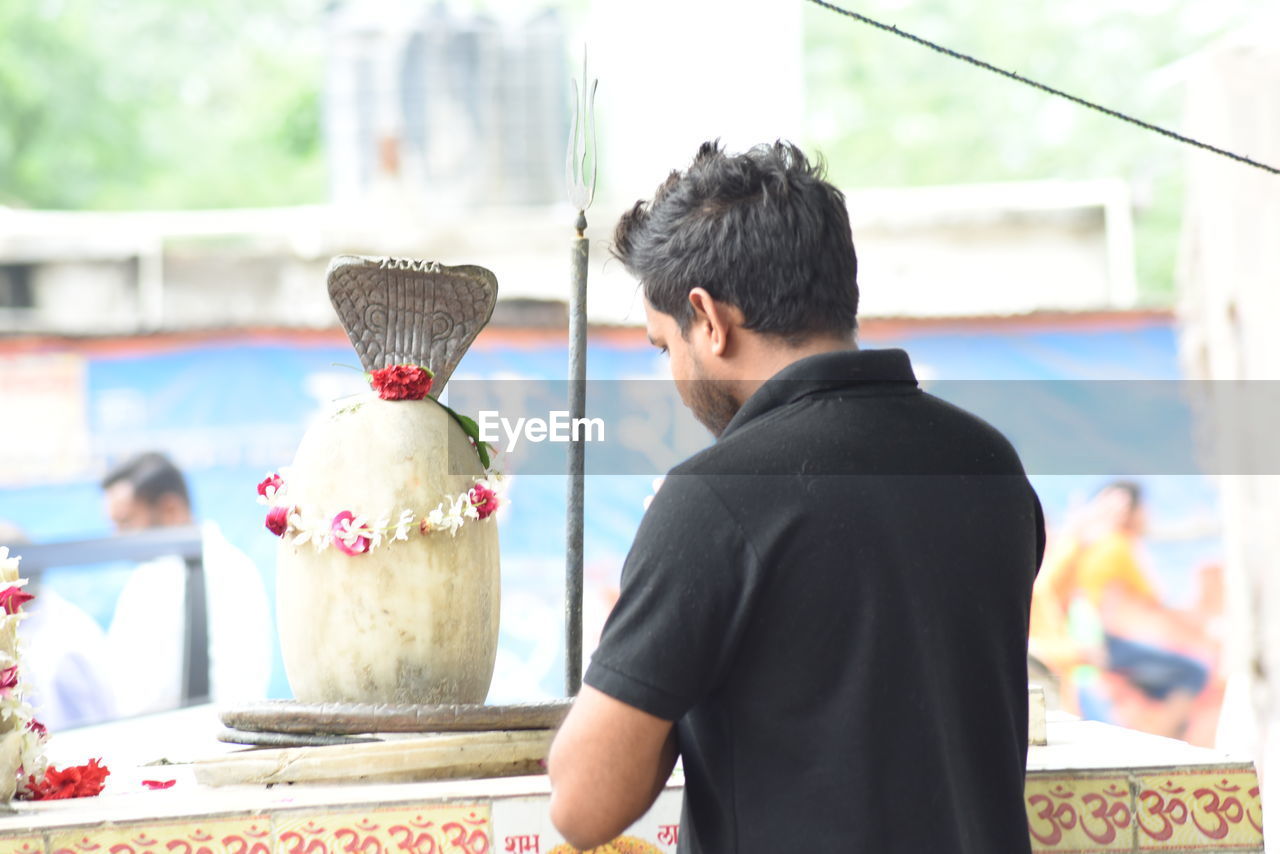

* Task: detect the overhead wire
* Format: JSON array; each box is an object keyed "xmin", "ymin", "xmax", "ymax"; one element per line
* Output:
[{"xmin": 805, "ymin": 0, "xmax": 1280, "ymax": 176}]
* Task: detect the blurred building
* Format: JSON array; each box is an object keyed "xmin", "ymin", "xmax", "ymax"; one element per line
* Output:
[
  {"xmin": 324, "ymin": 1, "xmax": 568, "ymax": 208},
  {"xmin": 0, "ymin": 176, "xmax": 1139, "ymax": 335},
  {"xmin": 0, "ymin": 0, "xmax": 1145, "ymax": 334}
]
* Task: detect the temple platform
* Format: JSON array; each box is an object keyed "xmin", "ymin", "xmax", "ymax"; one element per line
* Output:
[{"xmin": 0, "ymin": 707, "xmax": 1264, "ymax": 854}]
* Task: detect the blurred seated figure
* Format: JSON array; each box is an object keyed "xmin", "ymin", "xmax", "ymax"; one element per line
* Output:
[
  {"xmin": 0, "ymin": 522, "xmax": 117, "ymax": 730},
  {"xmin": 101, "ymin": 452, "xmax": 272, "ymax": 715},
  {"xmin": 1030, "ymin": 481, "xmax": 1216, "ymax": 740}
]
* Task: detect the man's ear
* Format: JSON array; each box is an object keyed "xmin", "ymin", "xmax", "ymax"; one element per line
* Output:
[
  {"xmin": 156, "ymin": 493, "xmax": 191, "ymax": 526},
  {"xmin": 687, "ymin": 288, "xmax": 742, "ymax": 357}
]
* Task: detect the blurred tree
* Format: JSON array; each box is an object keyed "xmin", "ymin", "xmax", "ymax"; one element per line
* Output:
[
  {"xmin": 803, "ymin": 0, "xmax": 1254, "ymax": 302},
  {"xmin": 0, "ymin": 0, "xmax": 327, "ymax": 210},
  {"xmin": 0, "ymin": 0, "xmax": 1256, "ymax": 302},
  {"xmin": 0, "ymin": 0, "xmax": 148, "ymax": 208}
]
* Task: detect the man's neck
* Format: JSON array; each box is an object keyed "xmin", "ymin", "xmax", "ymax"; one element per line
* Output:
[{"xmin": 729, "ymin": 334, "xmax": 858, "ymax": 405}]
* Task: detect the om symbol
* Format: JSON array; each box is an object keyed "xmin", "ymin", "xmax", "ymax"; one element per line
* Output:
[
  {"xmin": 1028, "ymin": 794, "xmax": 1078, "ymax": 845},
  {"xmin": 1079, "ymin": 792, "xmax": 1131, "ymax": 844},
  {"xmin": 1192, "ymin": 788, "xmax": 1245, "ymax": 840},
  {"xmin": 1138, "ymin": 790, "xmax": 1190, "ymax": 841}
]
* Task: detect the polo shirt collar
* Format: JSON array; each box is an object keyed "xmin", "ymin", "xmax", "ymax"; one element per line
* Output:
[{"xmin": 719, "ymin": 348, "xmax": 918, "ymax": 439}]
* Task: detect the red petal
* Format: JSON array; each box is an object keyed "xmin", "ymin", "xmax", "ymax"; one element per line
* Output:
[{"xmin": 142, "ymin": 779, "xmax": 177, "ymax": 790}]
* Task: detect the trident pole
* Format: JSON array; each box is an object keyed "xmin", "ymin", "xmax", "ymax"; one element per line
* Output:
[{"xmin": 565, "ymin": 54, "xmax": 597, "ymax": 697}]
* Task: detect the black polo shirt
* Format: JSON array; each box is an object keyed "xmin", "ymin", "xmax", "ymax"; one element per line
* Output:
[{"xmin": 584, "ymin": 348, "xmax": 1045, "ymax": 854}]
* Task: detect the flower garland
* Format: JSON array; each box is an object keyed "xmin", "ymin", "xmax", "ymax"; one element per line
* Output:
[
  {"xmin": 258, "ymin": 364, "xmax": 504, "ymax": 556},
  {"xmin": 259, "ymin": 472, "xmax": 504, "ymax": 556},
  {"xmin": 0, "ymin": 547, "xmax": 110, "ymax": 802}
]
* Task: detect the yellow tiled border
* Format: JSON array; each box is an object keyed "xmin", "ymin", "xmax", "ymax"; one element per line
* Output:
[
  {"xmin": 1026, "ymin": 775, "xmax": 1134, "ymax": 852},
  {"xmin": 273, "ymin": 804, "xmax": 491, "ymax": 854},
  {"xmin": 1026, "ymin": 767, "xmax": 1263, "ymax": 853},
  {"xmin": 0, "ymin": 770, "xmax": 1264, "ymax": 854},
  {"xmin": 1133, "ymin": 770, "xmax": 1263, "ymax": 851},
  {"xmin": 49, "ymin": 816, "xmax": 272, "ymax": 854},
  {"xmin": 7, "ymin": 806, "xmax": 494, "ymax": 854},
  {"xmin": 0, "ymin": 838, "xmax": 44, "ymax": 854}
]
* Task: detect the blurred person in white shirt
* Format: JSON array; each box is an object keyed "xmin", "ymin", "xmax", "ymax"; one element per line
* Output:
[
  {"xmin": 0, "ymin": 521, "xmax": 116, "ymax": 730},
  {"xmin": 101, "ymin": 452, "xmax": 271, "ymax": 715}
]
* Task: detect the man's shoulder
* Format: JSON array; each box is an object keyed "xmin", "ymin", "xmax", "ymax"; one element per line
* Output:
[{"xmin": 670, "ymin": 386, "xmax": 1027, "ymax": 479}]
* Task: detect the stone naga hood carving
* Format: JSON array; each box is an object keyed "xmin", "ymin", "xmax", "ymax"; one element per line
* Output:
[{"xmin": 326, "ymin": 255, "xmax": 499, "ymax": 395}]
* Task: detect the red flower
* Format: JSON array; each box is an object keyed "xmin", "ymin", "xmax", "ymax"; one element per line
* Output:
[
  {"xmin": 0, "ymin": 665, "xmax": 18, "ymax": 692},
  {"xmin": 257, "ymin": 473, "xmax": 284, "ymax": 500},
  {"xmin": 330, "ymin": 511, "xmax": 370, "ymax": 556},
  {"xmin": 24, "ymin": 759, "xmax": 110, "ymax": 800},
  {"xmin": 469, "ymin": 485, "xmax": 500, "ymax": 520},
  {"xmin": 142, "ymin": 779, "xmax": 176, "ymax": 790},
  {"xmin": 265, "ymin": 506, "xmax": 290, "ymax": 537},
  {"xmin": 370, "ymin": 364, "xmax": 433, "ymax": 401},
  {"xmin": 0, "ymin": 585, "xmax": 34, "ymax": 615}
]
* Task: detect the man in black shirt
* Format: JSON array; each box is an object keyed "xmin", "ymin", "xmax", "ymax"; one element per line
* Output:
[{"xmin": 548, "ymin": 141, "xmax": 1045, "ymax": 853}]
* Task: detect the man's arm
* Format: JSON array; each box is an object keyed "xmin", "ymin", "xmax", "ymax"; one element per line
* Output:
[{"xmin": 548, "ymin": 685, "xmax": 679, "ymax": 850}]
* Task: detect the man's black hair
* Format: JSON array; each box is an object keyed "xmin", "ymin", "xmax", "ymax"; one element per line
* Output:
[
  {"xmin": 613, "ymin": 140, "xmax": 859, "ymax": 344},
  {"xmin": 101, "ymin": 451, "xmax": 191, "ymax": 508}
]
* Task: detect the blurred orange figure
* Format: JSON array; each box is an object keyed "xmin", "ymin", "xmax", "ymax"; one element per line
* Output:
[{"xmin": 1030, "ymin": 482, "xmax": 1220, "ymax": 742}]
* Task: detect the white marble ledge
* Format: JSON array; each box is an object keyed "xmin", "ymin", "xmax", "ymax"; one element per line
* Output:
[
  {"xmin": 2, "ymin": 705, "xmax": 1253, "ymax": 835},
  {"xmin": 1028, "ymin": 712, "xmax": 1254, "ymax": 773}
]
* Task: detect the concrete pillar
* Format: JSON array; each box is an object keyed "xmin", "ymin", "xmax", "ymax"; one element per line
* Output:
[{"xmin": 1175, "ymin": 20, "xmax": 1280, "ymax": 843}]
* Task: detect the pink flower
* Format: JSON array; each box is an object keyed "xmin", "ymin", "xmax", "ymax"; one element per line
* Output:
[
  {"xmin": 26, "ymin": 719, "xmax": 47, "ymax": 739},
  {"xmin": 469, "ymin": 484, "xmax": 500, "ymax": 520},
  {"xmin": 0, "ymin": 585, "xmax": 35, "ymax": 615},
  {"xmin": 265, "ymin": 506, "xmax": 290, "ymax": 537},
  {"xmin": 330, "ymin": 511, "xmax": 370, "ymax": 556},
  {"xmin": 370, "ymin": 365, "xmax": 433, "ymax": 401},
  {"xmin": 0, "ymin": 665, "xmax": 18, "ymax": 692},
  {"xmin": 257, "ymin": 473, "xmax": 284, "ymax": 501},
  {"xmin": 142, "ymin": 779, "xmax": 176, "ymax": 790}
]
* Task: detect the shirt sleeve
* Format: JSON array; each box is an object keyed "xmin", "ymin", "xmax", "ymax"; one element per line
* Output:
[{"xmin": 584, "ymin": 473, "xmax": 760, "ymax": 722}]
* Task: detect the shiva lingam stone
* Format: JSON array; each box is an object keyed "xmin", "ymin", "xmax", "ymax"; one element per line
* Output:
[{"xmin": 273, "ymin": 256, "xmax": 501, "ymax": 705}]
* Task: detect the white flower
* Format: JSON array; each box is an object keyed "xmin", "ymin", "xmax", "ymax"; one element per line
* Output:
[
  {"xmin": 370, "ymin": 516, "xmax": 390, "ymax": 549},
  {"xmin": 394, "ymin": 509, "xmax": 414, "ymax": 541},
  {"xmin": 433, "ymin": 494, "xmax": 467, "ymax": 536},
  {"xmin": 335, "ymin": 516, "xmax": 367, "ymax": 550}
]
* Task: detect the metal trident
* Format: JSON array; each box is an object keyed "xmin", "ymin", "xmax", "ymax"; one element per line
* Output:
[
  {"xmin": 566, "ymin": 51, "xmax": 598, "ymax": 217},
  {"xmin": 564, "ymin": 50, "xmax": 597, "ymax": 697}
]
